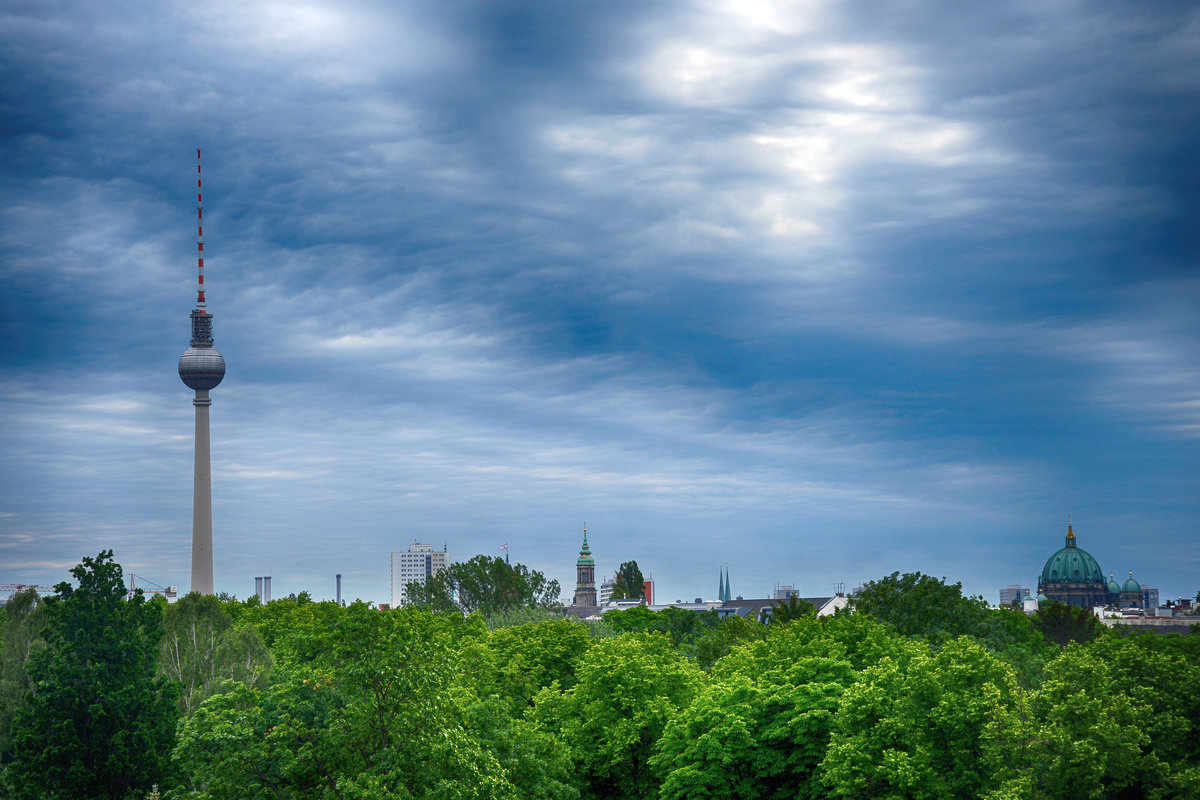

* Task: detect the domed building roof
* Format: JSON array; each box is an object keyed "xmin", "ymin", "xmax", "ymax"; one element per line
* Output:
[
  {"xmin": 1040, "ymin": 524, "xmax": 1104, "ymax": 586},
  {"xmin": 1122, "ymin": 572, "xmax": 1141, "ymax": 593},
  {"xmin": 1107, "ymin": 574, "xmax": 1121, "ymax": 595}
]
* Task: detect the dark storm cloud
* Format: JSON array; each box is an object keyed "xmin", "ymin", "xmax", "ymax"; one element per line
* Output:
[{"xmin": 1, "ymin": 0, "xmax": 1197, "ymax": 604}]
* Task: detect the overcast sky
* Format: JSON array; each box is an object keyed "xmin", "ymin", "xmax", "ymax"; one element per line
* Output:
[{"xmin": 2, "ymin": 0, "xmax": 1197, "ymax": 606}]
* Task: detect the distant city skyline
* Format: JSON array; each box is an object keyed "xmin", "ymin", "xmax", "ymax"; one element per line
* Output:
[{"xmin": 1, "ymin": 1, "xmax": 1197, "ymax": 606}]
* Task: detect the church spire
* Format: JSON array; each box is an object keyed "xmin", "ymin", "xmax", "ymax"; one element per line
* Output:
[{"xmin": 572, "ymin": 524, "xmax": 597, "ymax": 608}]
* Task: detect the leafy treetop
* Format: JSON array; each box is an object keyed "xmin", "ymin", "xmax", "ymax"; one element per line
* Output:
[{"xmin": 610, "ymin": 560, "xmax": 646, "ymax": 601}]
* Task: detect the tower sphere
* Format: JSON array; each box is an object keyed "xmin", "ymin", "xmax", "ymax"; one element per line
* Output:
[{"xmin": 179, "ymin": 346, "xmax": 226, "ymax": 391}]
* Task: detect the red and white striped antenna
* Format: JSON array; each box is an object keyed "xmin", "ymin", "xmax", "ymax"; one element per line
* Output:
[{"xmin": 196, "ymin": 148, "xmax": 206, "ymax": 312}]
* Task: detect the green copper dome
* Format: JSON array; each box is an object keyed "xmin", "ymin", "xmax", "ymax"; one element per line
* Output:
[
  {"xmin": 1122, "ymin": 573, "xmax": 1141, "ymax": 593},
  {"xmin": 1107, "ymin": 575, "xmax": 1121, "ymax": 595},
  {"xmin": 1040, "ymin": 525, "xmax": 1104, "ymax": 586},
  {"xmin": 576, "ymin": 531, "xmax": 594, "ymax": 566}
]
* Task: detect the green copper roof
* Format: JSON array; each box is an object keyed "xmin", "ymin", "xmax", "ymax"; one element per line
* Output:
[
  {"xmin": 576, "ymin": 532, "xmax": 594, "ymax": 566},
  {"xmin": 1122, "ymin": 573, "xmax": 1141, "ymax": 593},
  {"xmin": 1040, "ymin": 525, "xmax": 1104, "ymax": 587}
]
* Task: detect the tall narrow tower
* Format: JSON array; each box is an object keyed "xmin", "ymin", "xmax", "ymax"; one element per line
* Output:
[
  {"xmin": 178, "ymin": 149, "xmax": 226, "ymax": 595},
  {"xmin": 572, "ymin": 526, "xmax": 597, "ymax": 608}
]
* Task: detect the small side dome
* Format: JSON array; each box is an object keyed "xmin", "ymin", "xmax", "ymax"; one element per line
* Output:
[
  {"xmin": 1122, "ymin": 572, "xmax": 1141, "ymax": 593},
  {"xmin": 1036, "ymin": 593, "xmax": 1049, "ymax": 604},
  {"xmin": 1107, "ymin": 574, "xmax": 1121, "ymax": 595}
]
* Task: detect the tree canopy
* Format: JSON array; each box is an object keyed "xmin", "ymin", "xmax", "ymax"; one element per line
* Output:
[
  {"xmin": 0, "ymin": 587, "xmax": 45, "ymax": 761},
  {"xmin": 6, "ymin": 551, "xmax": 177, "ymax": 800},
  {"xmin": 1032, "ymin": 600, "xmax": 1102, "ymax": 650},
  {"xmin": 768, "ymin": 594, "xmax": 816, "ymax": 625},
  {"xmin": 610, "ymin": 560, "xmax": 646, "ymax": 601},
  {"xmin": 850, "ymin": 571, "xmax": 994, "ymax": 643},
  {"xmin": 3, "ymin": 558, "xmax": 1198, "ymax": 800},
  {"xmin": 405, "ymin": 554, "xmax": 561, "ymax": 616}
]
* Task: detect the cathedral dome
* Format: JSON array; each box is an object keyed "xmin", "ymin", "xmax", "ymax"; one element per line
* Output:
[
  {"xmin": 1040, "ymin": 525, "xmax": 1103, "ymax": 586},
  {"xmin": 1107, "ymin": 575, "xmax": 1121, "ymax": 595},
  {"xmin": 1122, "ymin": 573, "xmax": 1141, "ymax": 593}
]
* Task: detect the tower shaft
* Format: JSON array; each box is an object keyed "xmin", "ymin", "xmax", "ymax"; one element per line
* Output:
[
  {"xmin": 180, "ymin": 149, "xmax": 224, "ymax": 596},
  {"xmin": 191, "ymin": 390, "xmax": 214, "ymax": 595}
]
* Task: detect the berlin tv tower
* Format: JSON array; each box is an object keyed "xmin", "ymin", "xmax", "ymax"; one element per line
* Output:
[{"xmin": 178, "ymin": 149, "xmax": 225, "ymax": 595}]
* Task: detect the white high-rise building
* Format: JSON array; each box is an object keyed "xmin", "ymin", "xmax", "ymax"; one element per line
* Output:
[{"xmin": 391, "ymin": 542, "xmax": 448, "ymax": 607}]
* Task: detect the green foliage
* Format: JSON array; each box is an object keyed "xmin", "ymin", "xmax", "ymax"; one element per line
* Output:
[
  {"xmin": 406, "ymin": 555, "xmax": 562, "ymax": 616},
  {"xmin": 1032, "ymin": 601, "xmax": 1102, "ymax": 650},
  {"xmin": 606, "ymin": 606, "xmax": 716, "ymax": 643},
  {"xmin": 460, "ymin": 694, "xmax": 579, "ymax": 800},
  {"xmin": 795, "ymin": 611, "xmax": 926, "ymax": 673},
  {"xmin": 471, "ymin": 618, "xmax": 596, "ymax": 712},
  {"xmin": 767, "ymin": 594, "xmax": 816, "ymax": 625},
  {"xmin": 850, "ymin": 571, "xmax": 995, "ymax": 645},
  {"xmin": 485, "ymin": 604, "xmax": 564, "ymax": 629},
  {"xmin": 0, "ymin": 588, "xmax": 46, "ymax": 762},
  {"xmin": 611, "ymin": 560, "xmax": 646, "ymax": 601},
  {"xmin": 691, "ymin": 615, "xmax": 767, "ymax": 670},
  {"xmin": 159, "ymin": 592, "xmax": 272, "ymax": 716},
  {"xmin": 534, "ymin": 632, "xmax": 703, "ymax": 800},
  {"xmin": 603, "ymin": 605, "xmax": 774, "ymax": 668},
  {"xmin": 986, "ymin": 607, "xmax": 1057, "ymax": 690},
  {"xmin": 602, "ymin": 604, "xmax": 660, "ymax": 633},
  {"xmin": 173, "ymin": 604, "xmax": 519, "ymax": 800},
  {"xmin": 230, "ymin": 595, "xmax": 353, "ymax": 662},
  {"xmin": 7, "ymin": 551, "xmax": 178, "ymax": 800},
  {"xmin": 6, "ymin": 556, "xmax": 1198, "ymax": 800},
  {"xmin": 1089, "ymin": 633, "xmax": 1200, "ymax": 790},
  {"xmin": 654, "ymin": 658, "xmax": 855, "ymax": 800},
  {"xmin": 823, "ymin": 637, "xmax": 1021, "ymax": 800},
  {"xmin": 984, "ymin": 644, "xmax": 1165, "ymax": 800}
]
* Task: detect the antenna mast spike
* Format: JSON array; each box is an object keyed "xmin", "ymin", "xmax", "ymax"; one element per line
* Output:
[{"xmin": 196, "ymin": 148, "xmax": 206, "ymax": 310}]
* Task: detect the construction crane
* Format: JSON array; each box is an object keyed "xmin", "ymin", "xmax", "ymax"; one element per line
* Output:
[
  {"xmin": 0, "ymin": 583, "xmax": 56, "ymax": 603},
  {"xmin": 128, "ymin": 574, "xmax": 178, "ymax": 600}
]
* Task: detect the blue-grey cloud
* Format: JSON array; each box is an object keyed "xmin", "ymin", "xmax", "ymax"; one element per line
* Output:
[{"xmin": 2, "ymin": 0, "xmax": 1197, "ymax": 605}]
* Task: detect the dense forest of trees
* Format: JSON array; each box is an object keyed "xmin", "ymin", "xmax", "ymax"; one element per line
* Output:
[{"xmin": 1, "ymin": 552, "xmax": 1198, "ymax": 800}]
